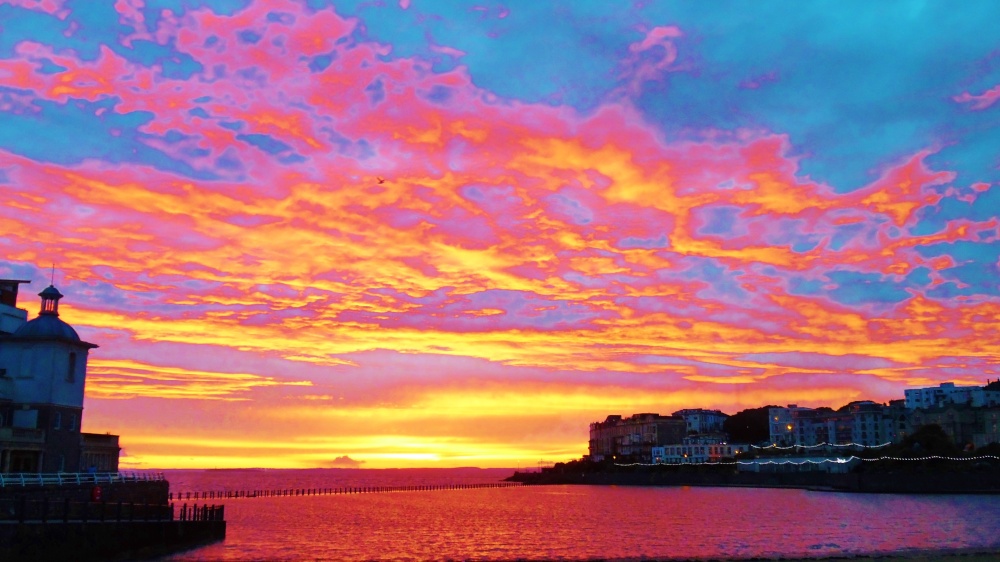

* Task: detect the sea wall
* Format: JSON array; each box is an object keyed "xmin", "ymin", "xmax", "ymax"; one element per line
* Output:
[{"xmin": 512, "ymin": 469, "xmax": 1000, "ymax": 494}]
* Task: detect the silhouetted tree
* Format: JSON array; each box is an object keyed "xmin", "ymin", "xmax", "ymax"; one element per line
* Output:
[
  {"xmin": 722, "ymin": 406, "xmax": 778, "ymax": 444},
  {"xmin": 977, "ymin": 442, "xmax": 1000, "ymax": 456},
  {"xmin": 899, "ymin": 424, "xmax": 961, "ymax": 456}
]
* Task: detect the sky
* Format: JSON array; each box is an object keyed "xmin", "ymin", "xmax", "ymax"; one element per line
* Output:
[{"xmin": 1, "ymin": 0, "xmax": 1000, "ymax": 470}]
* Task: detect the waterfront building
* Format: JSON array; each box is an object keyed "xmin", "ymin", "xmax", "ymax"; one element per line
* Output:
[
  {"xmin": 848, "ymin": 401, "xmax": 893, "ymax": 446},
  {"xmin": 883, "ymin": 399, "xmax": 909, "ymax": 443},
  {"xmin": 0, "ymin": 279, "xmax": 120, "ymax": 472},
  {"xmin": 768, "ymin": 404, "xmax": 814, "ymax": 446},
  {"xmin": 671, "ymin": 408, "xmax": 729, "ymax": 434},
  {"xmin": 977, "ymin": 407, "xmax": 1000, "ymax": 448},
  {"xmin": 652, "ymin": 439, "xmax": 750, "ymax": 464},
  {"xmin": 907, "ymin": 404, "xmax": 1000, "ymax": 449},
  {"xmin": 903, "ymin": 382, "xmax": 1000, "ymax": 409},
  {"xmin": 769, "ymin": 403, "xmax": 893, "ymax": 448},
  {"xmin": 588, "ymin": 413, "xmax": 686, "ymax": 462}
]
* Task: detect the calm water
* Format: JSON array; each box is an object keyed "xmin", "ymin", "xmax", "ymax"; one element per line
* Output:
[{"xmin": 158, "ymin": 469, "xmax": 1000, "ymax": 561}]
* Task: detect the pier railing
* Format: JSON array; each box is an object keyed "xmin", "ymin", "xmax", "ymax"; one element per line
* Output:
[
  {"xmin": 0, "ymin": 498, "xmax": 222, "ymax": 524},
  {"xmin": 177, "ymin": 503, "xmax": 225, "ymax": 522},
  {"xmin": 169, "ymin": 481, "xmax": 522, "ymax": 501},
  {"xmin": 0, "ymin": 471, "xmax": 165, "ymax": 488}
]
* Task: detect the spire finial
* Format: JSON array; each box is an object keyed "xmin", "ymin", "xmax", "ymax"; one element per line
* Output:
[{"xmin": 51, "ymin": 263, "xmax": 55, "ymax": 286}]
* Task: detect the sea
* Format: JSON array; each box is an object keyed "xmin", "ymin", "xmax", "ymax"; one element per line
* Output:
[{"xmin": 155, "ymin": 468, "xmax": 1000, "ymax": 561}]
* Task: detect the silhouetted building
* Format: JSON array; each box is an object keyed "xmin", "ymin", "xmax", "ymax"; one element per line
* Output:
[
  {"xmin": 588, "ymin": 413, "xmax": 686, "ymax": 462},
  {"xmin": 907, "ymin": 404, "xmax": 1000, "ymax": 449},
  {"xmin": 884, "ymin": 399, "xmax": 909, "ymax": 442},
  {"xmin": 769, "ymin": 403, "xmax": 891, "ymax": 448},
  {"xmin": 671, "ymin": 408, "xmax": 729, "ymax": 434},
  {"xmin": 0, "ymin": 279, "xmax": 120, "ymax": 472}
]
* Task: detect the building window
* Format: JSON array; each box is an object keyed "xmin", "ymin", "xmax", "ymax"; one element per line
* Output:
[
  {"xmin": 67, "ymin": 353, "xmax": 76, "ymax": 382},
  {"xmin": 53, "ymin": 412, "xmax": 61, "ymax": 430},
  {"xmin": 69, "ymin": 414, "xmax": 77, "ymax": 431}
]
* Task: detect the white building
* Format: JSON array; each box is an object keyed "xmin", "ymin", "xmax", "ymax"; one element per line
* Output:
[
  {"xmin": 0, "ymin": 279, "xmax": 119, "ymax": 473},
  {"xmin": 904, "ymin": 382, "xmax": 1000, "ymax": 409},
  {"xmin": 652, "ymin": 440, "xmax": 750, "ymax": 464}
]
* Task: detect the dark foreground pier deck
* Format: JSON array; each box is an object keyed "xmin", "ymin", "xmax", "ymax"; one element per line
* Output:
[{"xmin": 0, "ymin": 472, "xmax": 226, "ymax": 561}]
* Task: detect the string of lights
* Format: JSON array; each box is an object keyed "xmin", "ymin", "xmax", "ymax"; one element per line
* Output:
[
  {"xmin": 751, "ymin": 442, "xmax": 892, "ymax": 450},
  {"xmin": 615, "ymin": 459, "xmax": 851, "ymax": 467},
  {"xmin": 857, "ymin": 454, "xmax": 1000, "ymax": 462},
  {"xmin": 613, "ymin": 454, "xmax": 1000, "ymax": 467}
]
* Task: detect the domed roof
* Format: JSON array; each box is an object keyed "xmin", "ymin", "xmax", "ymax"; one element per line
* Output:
[
  {"xmin": 13, "ymin": 314, "xmax": 82, "ymax": 341},
  {"xmin": 8, "ymin": 283, "xmax": 98, "ymax": 348}
]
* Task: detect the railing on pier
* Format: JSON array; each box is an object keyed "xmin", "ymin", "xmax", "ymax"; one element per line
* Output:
[
  {"xmin": 0, "ymin": 471, "xmax": 165, "ymax": 488},
  {"xmin": 177, "ymin": 503, "xmax": 225, "ymax": 522},
  {"xmin": 168, "ymin": 481, "xmax": 522, "ymax": 501},
  {"xmin": 0, "ymin": 497, "xmax": 219, "ymax": 524}
]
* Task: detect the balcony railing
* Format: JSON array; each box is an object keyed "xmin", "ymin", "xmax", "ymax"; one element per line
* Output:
[
  {"xmin": 0, "ymin": 426, "xmax": 46, "ymax": 444},
  {"xmin": 0, "ymin": 471, "xmax": 165, "ymax": 487}
]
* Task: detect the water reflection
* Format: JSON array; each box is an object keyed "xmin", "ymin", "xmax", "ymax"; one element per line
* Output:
[{"xmin": 165, "ymin": 482, "xmax": 1000, "ymax": 561}]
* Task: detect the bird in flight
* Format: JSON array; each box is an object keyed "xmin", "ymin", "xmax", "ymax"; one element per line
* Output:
[{"xmin": 376, "ymin": 176, "xmax": 386, "ymax": 184}]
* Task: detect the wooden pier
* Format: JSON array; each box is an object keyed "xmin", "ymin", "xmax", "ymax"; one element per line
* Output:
[{"xmin": 168, "ymin": 480, "xmax": 522, "ymax": 501}]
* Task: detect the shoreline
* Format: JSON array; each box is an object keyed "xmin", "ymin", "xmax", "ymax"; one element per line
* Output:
[
  {"xmin": 507, "ymin": 468, "xmax": 1000, "ymax": 494},
  {"xmin": 602, "ymin": 548, "xmax": 1000, "ymax": 561}
]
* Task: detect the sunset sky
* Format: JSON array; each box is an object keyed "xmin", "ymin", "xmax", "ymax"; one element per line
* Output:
[{"xmin": 2, "ymin": 1, "xmax": 1000, "ymax": 469}]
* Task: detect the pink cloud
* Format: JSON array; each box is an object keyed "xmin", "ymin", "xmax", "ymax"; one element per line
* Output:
[
  {"xmin": 620, "ymin": 25, "xmax": 683, "ymax": 94},
  {"xmin": 953, "ymin": 84, "xmax": 1000, "ymax": 110}
]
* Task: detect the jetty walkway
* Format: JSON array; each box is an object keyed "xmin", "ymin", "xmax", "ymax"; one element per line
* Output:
[{"xmin": 169, "ymin": 481, "xmax": 522, "ymax": 501}]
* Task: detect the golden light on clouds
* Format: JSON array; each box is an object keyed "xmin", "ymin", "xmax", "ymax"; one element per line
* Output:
[{"xmin": 3, "ymin": 1, "xmax": 999, "ymax": 470}]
